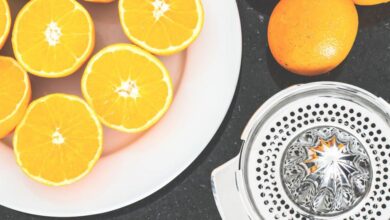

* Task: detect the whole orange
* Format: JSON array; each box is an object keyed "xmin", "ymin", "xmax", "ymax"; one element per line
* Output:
[
  {"xmin": 268, "ymin": 0, "xmax": 358, "ymax": 76},
  {"xmin": 353, "ymin": 0, "xmax": 389, "ymax": 5}
]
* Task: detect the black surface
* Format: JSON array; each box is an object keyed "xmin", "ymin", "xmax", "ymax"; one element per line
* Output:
[{"xmin": 2, "ymin": 0, "xmax": 390, "ymax": 219}]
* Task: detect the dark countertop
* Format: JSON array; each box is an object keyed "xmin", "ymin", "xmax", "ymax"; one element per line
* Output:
[{"xmin": 2, "ymin": 0, "xmax": 390, "ymax": 219}]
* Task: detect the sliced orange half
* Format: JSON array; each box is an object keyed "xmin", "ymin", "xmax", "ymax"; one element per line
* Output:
[
  {"xmin": 13, "ymin": 94, "xmax": 103, "ymax": 186},
  {"xmin": 119, "ymin": 0, "xmax": 204, "ymax": 55},
  {"xmin": 0, "ymin": 56, "xmax": 31, "ymax": 139},
  {"xmin": 12, "ymin": 0, "xmax": 95, "ymax": 78},
  {"xmin": 82, "ymin": 44, "xmax": 173, "ymax": 133},
  {"xmin": 0, "ymin": 0, "xmax": 11, "ymax": 49}
]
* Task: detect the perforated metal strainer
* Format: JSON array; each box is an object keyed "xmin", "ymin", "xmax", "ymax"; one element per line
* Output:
[{"xmin": 212, "ymin": 82, "xmax": 390, "ymax": 220}]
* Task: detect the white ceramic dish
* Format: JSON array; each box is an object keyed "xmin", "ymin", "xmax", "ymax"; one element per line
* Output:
[{"xmin": 0, "ymin": 0, "xmax": 242, "ymax": 217}]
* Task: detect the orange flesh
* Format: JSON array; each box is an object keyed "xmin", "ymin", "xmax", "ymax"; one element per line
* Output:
[
  {"xmin": 119, "ymin": 0, "xmax": 204, "ymax": 55},
  {"xmin": 0, "ymin": 0, "xmax": 11, "ymax": 49},
  {"xmin": 13, "ymin": 0, "xmax": 95, "ymax": 78},
  {"xmin": 354, "ymin": 0, "xmax": 389, "ymax": 5},
  {"xmin": 82, "ymin": 44, "xmax": 173, "ymax": 132},
  {"xmin": 14, "ymin": 94, "xmax": 102, "ymax": 186},
  {"xmin": 0, "ymin": 56, "xmax": 31, "ymax": 138}
]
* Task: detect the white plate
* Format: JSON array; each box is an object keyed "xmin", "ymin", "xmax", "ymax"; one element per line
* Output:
[{"xmin": 0, "ymin": 0, "xmax": 242, "ymax": 217}]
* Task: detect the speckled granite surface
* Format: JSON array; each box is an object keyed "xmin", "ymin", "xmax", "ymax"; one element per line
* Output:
[{"xmin": 1, "ymin": 0, "xmax": 390, "ymax": 219}]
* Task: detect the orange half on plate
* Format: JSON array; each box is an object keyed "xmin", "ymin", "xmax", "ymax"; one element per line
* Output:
[
  {"xmin": 82, "ymin": 44, "xmax": 173, "ymax": 133},
  {"xmin": 119, "ymin": 0, "xmax": 204, "ymax": 55},
  {"xmin": 12, "ymin": 0, "xmax": 95, "ymax": 78},
  {"xmin": 0, "ymin": 56, "xmax": 31, "ymax": 139},
  {"xmin": 13, "ymin": 94, "xmax": 103, "ymax": 186}
]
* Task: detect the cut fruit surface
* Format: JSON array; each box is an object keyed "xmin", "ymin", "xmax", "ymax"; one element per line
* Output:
[
  {"xmin": 82, "ymin": 44, "xmax": 173, "ymax": 133},
  {"xmin": 12, "ymin": 0, "xmax": 95, "ymax": 78},
  {"xmin": 0, "ymin": 56, "xmax": 31, "ymax": 139},
  {"xmin": 0, "ymin": 0, "xmax": 11, "ymax": 49},
  {"xmin": 119, "ymin": 0, "xmax": 204, "ymax": 55},
  {"xmin": 13, "ymin": 94, "xmax": 103, "ymax": 186}
]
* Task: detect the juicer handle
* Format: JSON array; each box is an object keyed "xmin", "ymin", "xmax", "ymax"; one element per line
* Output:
[{"xmin": 211, "ymin": 156, "xmax": 251, "ymax": 220}]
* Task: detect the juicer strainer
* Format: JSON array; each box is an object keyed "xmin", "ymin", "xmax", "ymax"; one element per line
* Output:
[{"xmin": 212, "ymin": 81, "xmax": 390, "ymax": 220}]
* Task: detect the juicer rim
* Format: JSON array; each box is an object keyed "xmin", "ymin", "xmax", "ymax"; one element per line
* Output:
[{"xmin": 235, "ymin": 81, "xmax": 390, "ymax": 219}]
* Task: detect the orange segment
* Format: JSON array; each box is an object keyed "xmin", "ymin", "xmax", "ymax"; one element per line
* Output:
[
  {"xmin": 13, "ymin": 94, "xmax": 103, "ymax": 186},
  {"xmin": 268, "ymin": 0, "xmax": 358, "ymax": 76},
  {"xmin": 0, "ymin": 56, "xmax": 31, "ymax": 139},
  {"xmin": 0, "ymin": 0, "xmax": 10, "ymax": 49},
  {"xmin": 119, "ymin": 0, "xmax": 204, "ymax": 55},
  {"xmin": 12, "ymin": 0, "xmax": 95, "ymax": 78},
  {"xmin": 82, "ymin": 44, "xmax": 173, "ymax": 132}
]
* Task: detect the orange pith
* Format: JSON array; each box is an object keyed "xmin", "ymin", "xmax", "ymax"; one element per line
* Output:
[
  {"xmin": 13, "ymin": 94, "xmax": 103, "ymax": 186},
  {"xmin": 82, "ymin": 44, "xmax": 173, "ymax": 133}
]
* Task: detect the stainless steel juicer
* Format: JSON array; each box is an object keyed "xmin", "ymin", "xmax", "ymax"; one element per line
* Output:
[{"xmin": 212, "ymin": 81, "xmax": 390, "ymax": 220}]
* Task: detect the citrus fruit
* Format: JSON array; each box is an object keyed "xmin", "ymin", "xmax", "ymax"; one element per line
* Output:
[
  {"xmin": 0, "ymin": 56, "xmax": 31, "ymax": 139},
  {"xmin": 82, "ymin": 44, "xmax": 173, "ymax": 133},
  {"xmin": 268, "ymin": 0, "xmax": 358, "ymax": 76},
  {"xmin": 354, "ymin": 0, "xmax": 389, "ymax": 5},
  {"xmin": 0, "ymin": 0, "xmax": 11, "ymax": 50},
  {"xmin": 119, "ymin": 0, "xmax": 204, "ymax": 55},
  {"xmin": 12, "ymin": 0, "xmax": 95, "ymax": 78},
  {"xmin": 13, "ymin": 94, "xmax": 103, "ymax": 186}
]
